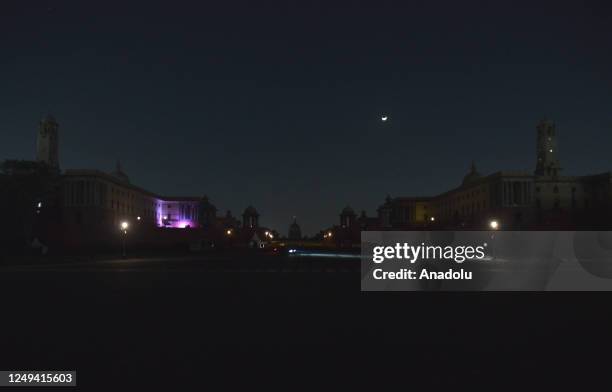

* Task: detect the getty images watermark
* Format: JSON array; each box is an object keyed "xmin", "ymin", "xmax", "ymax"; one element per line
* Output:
[
  {"xmin": 361, "ymin": 231, "xmax": 612, "ymax": 291},
  {"xmin": 372, "ymin": 241, "xmax": 488, "ymax": 280}
]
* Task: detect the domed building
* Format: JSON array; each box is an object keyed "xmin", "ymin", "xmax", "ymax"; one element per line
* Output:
[
  {"xmin": 5, "ymin": 115, "xmax": 289, "ymax": 251},
  {"xmin": 340, "ymin": 206, "xmax": 356, "ymax": 228},
  {"xmin": 288, "ymin": 217, "xmax": 302, "ymax": 240},
  {"xmin": 242, "ymin": 205, "xmax": 259, "ymax": 228},
  {"xmin": 373, "ymin": 120, "xmax": 612, "ymax": 231}
]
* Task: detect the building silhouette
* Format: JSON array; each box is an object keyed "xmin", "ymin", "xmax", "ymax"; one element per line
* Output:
[
  {"xmin": 376, "ymin": 120, "xmax": 612, "ymax": 230},
  {"xmin": 242, "ymin": 206, "xmax": 259, "ymax": 229},
  {"xmin": 1, "ymin": 116, "xmax": 277, "ymax": 251},
  {"xmin": 4, "ymin": 115, "xmax": 612, "ymax": 253},
  {"xmin": 36, "ymin": 115, "xmax": 60, "ymax": 170},
  {"xmin": 322, "ymin": 120, "xmax": 612, "ymax": 244},
  {"xmin": 288, "ymin": 217, "xmax": 302, "ymax": 240}
]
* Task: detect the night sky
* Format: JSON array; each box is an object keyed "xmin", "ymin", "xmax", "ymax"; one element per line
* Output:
[{"xmin": 2, "ymin": 1, "xmax": 612, "ymax": 235}]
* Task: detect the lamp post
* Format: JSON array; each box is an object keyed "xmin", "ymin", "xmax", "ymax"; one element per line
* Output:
[
  {"xmin": 488, "ymin": 219, "xmax": 499, "ymax": 261},
  {"xmin": 120, "ymin": 221, "xmax": 129, "ymax": 258},
  {"xmin": 489, "ymin": 220, "xmax": 499, "ymax": 230},
  {"xmin": 226, "ymin": 228, "xmax": 233, "ymax": 248}
]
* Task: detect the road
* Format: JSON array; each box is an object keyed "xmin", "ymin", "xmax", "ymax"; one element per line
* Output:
[
  {"xmin": 0, "ymin": 252, "xmax": 360, "ymax": 272},
  {"xmin": 0, "ymin": 253, "xmax": 611, "ymax": 389}
]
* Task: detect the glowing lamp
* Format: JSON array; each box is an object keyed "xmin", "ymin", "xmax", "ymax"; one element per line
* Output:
[{"xmin": 489, "ymin": 220, "xmax": 499, "ymax": 230}]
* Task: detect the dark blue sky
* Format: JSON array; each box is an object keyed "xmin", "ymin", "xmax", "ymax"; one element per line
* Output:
[{"xmin": 2, "ymin": 0, "xmax": 612, "ymax": 235}]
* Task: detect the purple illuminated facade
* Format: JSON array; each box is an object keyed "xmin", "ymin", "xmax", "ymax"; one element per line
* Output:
[
  {"xmin": 59, "ymin": 169, "xmax": 209, "ymax": 230},
  {"xmin": 157, "ymin": 198, "xmax": 201, "ymax": 228}
]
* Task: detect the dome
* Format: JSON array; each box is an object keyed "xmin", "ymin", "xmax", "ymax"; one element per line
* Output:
[
  {"xmin": 200, "ymin": 196, "xmax": 217, "ymax": 211},
  {"xmin": 341, "ymin": 206, "xmax": 355, "ymax": 215},
  {"xmin": 289, "ymin": 217, "xmax": 300, "ymax": 230},
  {"xmin": 243, "ymin": 205, "xmax": 258, "ymax": 216},
  {"xmin": 378, "ymin": 195, "xmax": 393, "ymax": 212},
  {"xmin": 462, "ymin": 161, "xmax": 481, "ymax": 186},
  {"xmin": 288, "ymin": 217, "xmax": 302, "ymax": 240}
]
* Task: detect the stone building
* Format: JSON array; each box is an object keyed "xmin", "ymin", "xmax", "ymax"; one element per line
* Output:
[
  {"xmin": 2, "ymin": 115, "xmax": 278, "ymax": 250},
  {"xmin": 377, "ymin": 120, "xmax": 612, "ymax": 230}
]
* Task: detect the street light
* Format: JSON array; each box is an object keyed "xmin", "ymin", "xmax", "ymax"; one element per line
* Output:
[
  {"xmin": 430, "ymin": 216, "xmax": 435, "ymax": 222},
  {"xmin": 120, "ymin": 221, "xmax": 129, "ymax": 257},
  {"xmin": 488, "ymin": 219, "xmax": 500, "ymax": 260}
]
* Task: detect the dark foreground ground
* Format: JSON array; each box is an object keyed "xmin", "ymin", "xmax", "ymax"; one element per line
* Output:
[{"xmin": 1, "ymin": 253, "xmax": 611, "ymax": 389}]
